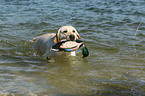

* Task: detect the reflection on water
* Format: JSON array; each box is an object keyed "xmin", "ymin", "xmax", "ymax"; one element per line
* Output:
[{"xmin": 0, "ymin": 0, "xmax": 145, "ymax": 95}]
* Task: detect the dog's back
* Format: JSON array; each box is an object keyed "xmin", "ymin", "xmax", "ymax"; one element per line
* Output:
[{"xmin": 32, "ymin": 33, "xmax": 56, "ymax": 54}]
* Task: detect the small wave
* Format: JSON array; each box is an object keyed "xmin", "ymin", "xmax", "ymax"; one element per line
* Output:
[
  {"xmin": 86, "ymin": 7, "xmax": 113, "ymax": 14},
  {"xmin": 133, "ymin": 11, "xmax": 145, "ymax": 16}
]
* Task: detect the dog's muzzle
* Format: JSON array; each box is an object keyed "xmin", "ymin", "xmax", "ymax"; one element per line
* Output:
[{"xmin": 69, "ymin": 34, "xmax": 75, "ymax": 41}]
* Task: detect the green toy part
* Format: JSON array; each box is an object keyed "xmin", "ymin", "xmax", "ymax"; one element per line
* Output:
[{"xmin": 82, "ymin": 46, "xmax": 89, "ymax": 57}]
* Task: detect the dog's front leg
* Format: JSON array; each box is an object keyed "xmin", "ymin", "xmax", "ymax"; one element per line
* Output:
[{"xmin": 43, "ymin": 48, "xmax": 52, "ymax": 60}]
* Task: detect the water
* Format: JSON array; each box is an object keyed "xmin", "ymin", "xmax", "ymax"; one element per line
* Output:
[{"xmin": 0, "ymin": 0, "xmax": 145, "ymax": 95}]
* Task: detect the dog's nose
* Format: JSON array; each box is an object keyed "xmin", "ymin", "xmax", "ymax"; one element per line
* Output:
[{"xmin": 69, "ymin": 34, "xmax": 75, "ymax": 41}]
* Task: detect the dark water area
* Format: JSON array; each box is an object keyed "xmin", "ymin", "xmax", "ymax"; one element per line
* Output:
[{"xmin": 0, "ymin": 0, "xmax": 145, "ymax": 95}]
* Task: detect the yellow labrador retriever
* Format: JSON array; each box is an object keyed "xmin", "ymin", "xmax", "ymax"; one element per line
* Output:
[{"xmin": 32, "ymin": 26, "xmax": 82, "ymax": 60}]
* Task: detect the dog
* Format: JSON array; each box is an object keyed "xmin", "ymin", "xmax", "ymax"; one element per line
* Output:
[{"xmin": 32, "ymin": 26, "xmax": 82, "ymax": 60}]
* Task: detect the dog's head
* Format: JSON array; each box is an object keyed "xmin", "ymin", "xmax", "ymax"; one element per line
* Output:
[{"xmin": 54, "ymin": 26, "xmax": 82, "ymax": 43}]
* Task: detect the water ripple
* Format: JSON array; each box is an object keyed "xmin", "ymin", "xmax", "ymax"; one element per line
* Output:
[{"xmin": 0, "ymin": 0, "xmax": 145, "ymax": 95}]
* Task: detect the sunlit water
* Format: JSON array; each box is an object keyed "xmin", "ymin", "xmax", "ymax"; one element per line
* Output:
[{"xmin": 0, "ymin": 0, "xmax": 145, "ymax": 95}]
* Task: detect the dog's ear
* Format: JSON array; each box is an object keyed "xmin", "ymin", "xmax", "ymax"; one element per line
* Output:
[
  {"xmin": 54, "ymin": 28, "xmax": 61, "ymax": 43},
  {"xmin": 54, "ymin": 36, "xmax": 58, "ymax": 43},
  {"xmin": 76, "ymin": 30, "xmax": 83, "ymax": 39}
]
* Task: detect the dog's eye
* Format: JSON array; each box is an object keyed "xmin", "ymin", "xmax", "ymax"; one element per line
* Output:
[
  {"xmin": 73, "ymin": 30, "xmax": 75, "ymax": 33},
  {"xmin": 63, "ymin": 30, "xmax": 67, "ymax": 33}
]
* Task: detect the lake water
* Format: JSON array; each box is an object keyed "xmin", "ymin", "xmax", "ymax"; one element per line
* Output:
[{"xmin": 0, "ymin": 0, "xmax": 145, "ymax": 95}]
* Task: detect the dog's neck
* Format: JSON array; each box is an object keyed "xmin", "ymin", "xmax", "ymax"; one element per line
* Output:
[{"xmin": 70, "ymin": 51, "xmax": 76, "ymax": 56}]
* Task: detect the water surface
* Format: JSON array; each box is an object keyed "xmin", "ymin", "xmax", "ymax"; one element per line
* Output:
[{"xmin": 0, "ymin": 0, "xmax": 145, "ymax": 95}]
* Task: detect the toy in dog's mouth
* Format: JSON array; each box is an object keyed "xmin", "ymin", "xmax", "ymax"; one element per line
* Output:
[
  {"xmin": 51, "ymin": 39, "xmax": 89, "ymax": 57},
  {"xmin": 60, "ymin": 41, "xmax": 80, "ymax": 49},
  {"xmin": 52, "ymin": 39, "xmax": 84, "ymax": 52}
]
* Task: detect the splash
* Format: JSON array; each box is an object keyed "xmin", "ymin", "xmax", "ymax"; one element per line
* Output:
[{"xmin": 133, "ymin": 23, "xmax": 142, "ymax": 56}]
